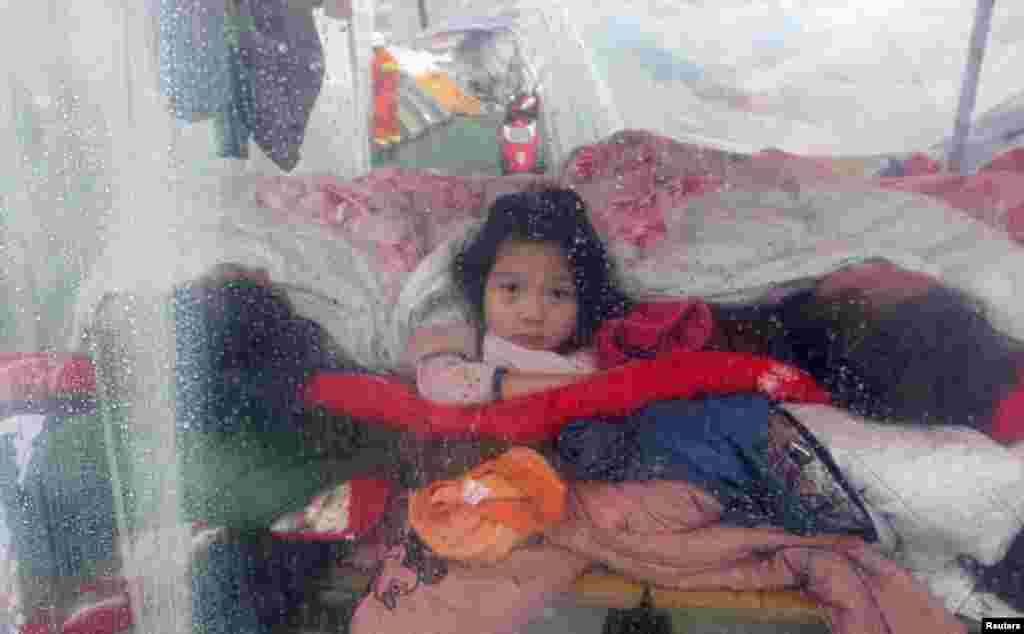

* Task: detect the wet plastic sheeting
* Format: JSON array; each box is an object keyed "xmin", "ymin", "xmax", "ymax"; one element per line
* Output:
[{"xmin": 3, "ymin": 1, "xmax": 1024, "ymax": 634}]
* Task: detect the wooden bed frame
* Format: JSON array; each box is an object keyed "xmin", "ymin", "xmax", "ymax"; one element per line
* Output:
[{"xmin": 277, "ymin": 564, "xmax": 829, "ymax": 633}]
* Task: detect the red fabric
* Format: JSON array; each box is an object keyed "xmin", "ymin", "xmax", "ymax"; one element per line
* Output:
[
  {"xmin": 815, "ymin": 261, "xmax": 940, "ymax": 306},
  {"xmin": 0, "ymin": 354, "xmax": 96, "ymax": 401},
  {"xmin": 348, "ymin": 477, "xmax": 394, "ymax": 538},
  {"xmin": 60, "ymin": 596, "xmax": 133, "ymax": 634},
  {"xmin": 304, "ymin": 351, "xmax": 831, "ymax": 443},
  {"xmin": 901, "ymin": 152, "xmax": 942, "ymax": 176},
  {"xmin": 21, "ymin": 578, "xmax": 137, "ymax": 634},
  {"xmin": 982, "ymin": 147, "xmax": 1024, "ymax": 173},
  {"xmin": 990, "ymin": 370, "xmax": 1024, "ymax": 444},
  {"xmin": 561, "ymin": 130, "xmax": 731, "ymax": 251},
  {"xmin": 272, "ymin": 477, "xmax": 395, "ymax": 542},
  {"xmin": 872, "ymin": 156, "xmax": 1024, "ymax": 238},
  {"xmin": 594, "ymin": 300, "xmax": 715, "ymax": 369}
]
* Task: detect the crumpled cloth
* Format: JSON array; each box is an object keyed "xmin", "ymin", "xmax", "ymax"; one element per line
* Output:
[
  {"xmin": 353, "ymin": 479, "xmax": 964, "ymax": 634},
  {"xmin": 408, "ymin": 447, "xmax": 567, "ymax": 564},
  {"xmin": 546, "ymin": 480, "xmax": 965, "ymax": 634},
  {"xmin": 351, "ymin": 542, "xmax": 590, "ymax": 634},
  {"xmin": 594, "ymin": 300, "xmax": 714, "ymax": 369}
]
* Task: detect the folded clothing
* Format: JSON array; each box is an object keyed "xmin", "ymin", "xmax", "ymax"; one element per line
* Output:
[
  {"xmin": 594, "ymin": 300, "xmax": 715, "ymax": 369},
  {"xmin": 558, "ymin": 397, "xmax": 877, "ymax": 540},
  {"xmin": 408, "ymin": 447, "xmax": 567, "ymax": 564}
]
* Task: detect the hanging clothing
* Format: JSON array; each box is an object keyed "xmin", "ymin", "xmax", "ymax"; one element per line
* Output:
[
  {"xmin": 158, "ymin": 0, "xmax": 232, "ymax": 123},
  {"xmin": 159, "ymin": 0, "xmax": 325, "ymax": 171}
]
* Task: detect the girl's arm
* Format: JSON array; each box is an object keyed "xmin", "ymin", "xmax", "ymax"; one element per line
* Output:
[
  {"xmin": 497, "ymin": 368, "xmax": 589, "ymax": 400},
  {"xmin": 405, "ymin": 323, "xmax": 594, "ymax": 404},
  {"xmin": 416, "ymin": 353, "xmax": 591, "ymax": 404}
]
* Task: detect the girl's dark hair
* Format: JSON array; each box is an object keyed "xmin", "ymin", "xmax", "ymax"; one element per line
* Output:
[
  {"xmin": 451, "ymin": 187, "xmax": 632, "ymax": 351},
  {"xmin": 741, "ymin": 284, "xmax": 1021, "ymax": 431}
]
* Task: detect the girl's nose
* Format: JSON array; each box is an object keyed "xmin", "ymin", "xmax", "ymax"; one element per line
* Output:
[{"xmin": 520, "ymin": 293, "xmax": 546, "ymax": 322}]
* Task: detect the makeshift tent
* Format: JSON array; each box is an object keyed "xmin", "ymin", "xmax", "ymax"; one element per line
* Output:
[{"xmin": 4, "ymin": 1, "xmax": 1024, "ymax": 633}]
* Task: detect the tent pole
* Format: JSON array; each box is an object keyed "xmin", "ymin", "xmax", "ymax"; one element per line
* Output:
[
  {"xmin": 418, "ymin": 0, "xmax": 428, "ymax": 29},
  {"xmin": 948, "ymin": 0, "xmax": 996, "ymax": 175}
]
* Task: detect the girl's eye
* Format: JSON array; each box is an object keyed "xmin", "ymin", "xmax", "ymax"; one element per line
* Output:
[
  {"xmin": 550, "ymin": 288, "xmax": 575, "ymax": 301},
  {"xmin": 500, "ymin": 283, "xmax": 520, "ymax": 294}
]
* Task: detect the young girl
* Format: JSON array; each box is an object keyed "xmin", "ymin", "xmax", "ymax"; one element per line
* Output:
[
  {"xmin": 403, "ymin": 186, "xmax": 631, "ymax": 404},
  {"xmin": 399, "ymin": 188, "xmax": 874, "ymax": 536}
]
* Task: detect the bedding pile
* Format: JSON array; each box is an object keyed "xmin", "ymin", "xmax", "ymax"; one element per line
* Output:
[
  {"xmin": 352, "ymin": 479, "xmax": 965, "ymax": 634},
  {"xmin": 70, "ymin": 129, "xmax": 1024, "ymax": 623}
]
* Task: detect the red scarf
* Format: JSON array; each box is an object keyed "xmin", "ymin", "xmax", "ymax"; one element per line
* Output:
[
  {"xmin": 594, "ymin": 300, "xmax": 715, "ymax": 369},
  {"xmin": 990, "ymin": 369, "xmax": 1024, "ymax": 444}
]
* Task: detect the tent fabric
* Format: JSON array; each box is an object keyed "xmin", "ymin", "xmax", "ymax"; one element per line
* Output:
[{"xmin": 8, "ymin": 0, "xmax": 1024, "ymax": 630}]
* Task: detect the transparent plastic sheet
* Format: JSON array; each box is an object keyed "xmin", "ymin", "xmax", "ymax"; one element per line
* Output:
[
  {"xmin": 417, "ymin": 1, "xmax": 1024, "ymax": 164},
  {"xmin": 0, "ymin": 3, "xmax": 189, "ymax": 632},
  {"xmin": 570, "ymin": 1, "xmax": 1024, "ymax": 158},
  {"xmin": 4, "ymin": 0, "xmax": 1024, "ymax": 632},
  {"xmin": 1, "ymin": 2, "xmax": 378, "ymax": 632}
]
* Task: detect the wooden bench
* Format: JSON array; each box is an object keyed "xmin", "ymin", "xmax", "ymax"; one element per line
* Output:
[{"xmin": 293, "ymin": 566, "xmax": 828, "ymax": 631}]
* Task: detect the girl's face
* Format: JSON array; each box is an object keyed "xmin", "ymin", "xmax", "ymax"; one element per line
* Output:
[{"xmin": 483, "ymin": 239, "xmax": 579, "ymax": 352}]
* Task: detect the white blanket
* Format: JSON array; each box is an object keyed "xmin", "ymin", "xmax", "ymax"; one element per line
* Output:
[{"xmin": 786, "ymin": 404, "xmax": 1024, "ymax": 619}]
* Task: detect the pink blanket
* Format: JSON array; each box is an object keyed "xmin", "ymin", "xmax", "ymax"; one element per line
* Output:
[
  {"xmin": 253, "ymin": 131, "xmax": 1024, "ymax": 301},
  {"xmin": 254, "ymin": 169, "xmax": 549, "ymax": 299},
  {"xmin": 351, "ymin": 480, "xmax": 964, "ymax": 634}
]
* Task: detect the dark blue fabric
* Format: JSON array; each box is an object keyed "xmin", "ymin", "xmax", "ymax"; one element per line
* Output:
[
  {"xmin": 159, "ymin": 0, "xmax": 324, "ymax": 171},
  {"xmin": 194, "ymin": 538, "xmax": 337, "ymax": 634},
  {"xmin": 877, "ymin": 158, "xmax": 907, "ymax": 178},
  {"xmin": 159, "ymin": 0, "xmax": 232, "ymax": 122},
  {"xmin": 214, "ymin": 0, "xmax": 324, "ymax": 171},
  {"xmin": 558, "ymin": 396, "xmax": 841, "ymax": 535},
  {"xmin": 0, "ymin": 398, "xmax": 96, "ymax": 419},
  {"xmin": 556, "ymin": 417, "xmax": 639, "ymax": 483},
  {"xmin": 173, "ymin": 280, "xmax": 355, "ymax": 435},
  {"xmin": 632, "ymin": 397, "xmax": 771, "ymax": 495},
  {"xmin": 234, "ymin": 0, "xmax": 323, "ymax": 172},
  {"xmin": 559, "ymin": 396, "xmax": 770, "ymax": 493},
  {"xmin": 0, "ymin": 417, "xmax": 117, "ymax": 581},
  {"xmin": 193, "ymin": 542, "xmax": 264, "ymax": 634}
]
